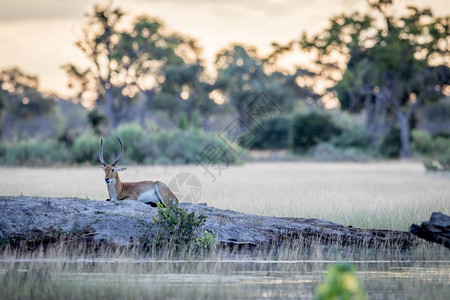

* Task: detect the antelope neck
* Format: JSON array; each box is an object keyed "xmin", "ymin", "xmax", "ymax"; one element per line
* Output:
[{"xmin": 108, "ymin": 175, "xmax": 123, "ymax": 201}]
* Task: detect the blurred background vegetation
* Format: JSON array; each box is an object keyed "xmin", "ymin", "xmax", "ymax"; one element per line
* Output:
[{"xmin": 0, "ymin": 0, "xmax": 449, "ymax": 169}]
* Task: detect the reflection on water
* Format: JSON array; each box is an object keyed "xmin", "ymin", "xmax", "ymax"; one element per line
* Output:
[{"xmin": 0, "ymin": 260, "xmax": 449, "ymax": 299}]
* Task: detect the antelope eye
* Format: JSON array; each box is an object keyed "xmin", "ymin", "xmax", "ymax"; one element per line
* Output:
[{"xmin": 111, "ymin": 169, "xmax": 115, "ymax": 172}]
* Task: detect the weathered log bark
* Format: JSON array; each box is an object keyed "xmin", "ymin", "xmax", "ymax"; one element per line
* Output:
[
  {"xmin": 410, "ymin": 212, "xmax": 450, "ymax": 249},
  {"xmin": 0, "ymin": 196, "xmax": 419, "ymax": 251}
]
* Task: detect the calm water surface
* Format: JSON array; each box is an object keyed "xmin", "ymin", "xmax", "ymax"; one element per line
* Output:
[{"xmin": 1, "ymin": 259, "xmax": 449, "ymax": 299}]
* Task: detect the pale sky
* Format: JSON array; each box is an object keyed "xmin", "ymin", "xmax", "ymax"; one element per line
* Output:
[{"xmin": 0, "ymin": 0, "xmax": 448, "ymax": 97}]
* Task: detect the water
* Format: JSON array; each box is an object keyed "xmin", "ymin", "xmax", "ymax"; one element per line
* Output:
[{"xmin": 1, "ymin": 259, "xmax": 449, "ymax": 299}]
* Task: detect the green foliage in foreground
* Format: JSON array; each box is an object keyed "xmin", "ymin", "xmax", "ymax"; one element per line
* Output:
[
  {"xmin": 412, "ymin": 130, "xmax": 450, "ymax": 171},
  {"xmin": 315, "ymin": 264, "xmax": 365, "ymax": 300},
  {"xmin": 153, "ymin": 201, "xmax": 217, "ymax": 250},
  {"xmin": 0, "ymin": 123, "xmax": 240, "ymax": 166},
  {"xmin": 195, "ymin": 231, "xmax": 219, "ymax": 249}
]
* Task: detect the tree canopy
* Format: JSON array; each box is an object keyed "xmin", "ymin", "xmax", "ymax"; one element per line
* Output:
[
  {"xmin": 277, "ymin": 0, "xmax": 450, "ymax": 158},
  {"xmin": 63, "ymin": 2, "xmax": 219, "ymax": 128}
]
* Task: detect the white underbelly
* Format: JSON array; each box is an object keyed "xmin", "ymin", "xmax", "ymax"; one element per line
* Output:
[{"xmin": 138, "ymin": 188, "xmax": 161, "ymax": 205}]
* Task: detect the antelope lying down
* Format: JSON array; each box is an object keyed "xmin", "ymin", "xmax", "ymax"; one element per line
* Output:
[{"xmin": 99, "ymin": 137, "xmax": 178, "ymax": 207}]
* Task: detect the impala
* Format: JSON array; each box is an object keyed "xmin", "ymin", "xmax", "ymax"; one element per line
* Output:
[{"xmin": 99, "ymin": 137, "xmax": 178, "ymax": 207}]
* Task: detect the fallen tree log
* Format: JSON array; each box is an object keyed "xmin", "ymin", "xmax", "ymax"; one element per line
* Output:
[
  {"xmin": 0, "ymin": 196, "xmax": 419, "ymax": 251},
  {"xmin": 410, "ymin": 212, "xmax": 450, "ymax": 249}
]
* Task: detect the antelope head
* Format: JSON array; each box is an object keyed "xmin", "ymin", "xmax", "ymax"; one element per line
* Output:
[{"xmin": 99, "ymin": 137, "xmax": 127, "ymax": 185}]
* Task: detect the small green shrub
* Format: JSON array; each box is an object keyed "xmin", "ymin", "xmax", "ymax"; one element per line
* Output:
[
  {"xmin": 195, "ymin": 230, "xmax": 219, "ymax": 249},
  {"xmin": 379, "ymin": 127, "xmax": 402, "ymax": 158},
  {"xmin": 88, "ymin": 109, "xmax": 108, "ymax": 135},
  {"xmin": 432, "ymin": 137, "xmax": 450, "ymax": 154},
  {"xmin": 292, "ymin": 112, "xmax": 341, "ymax": 152},
  {"xmin": 138, "ymin": 128, "xmax": 240, "ymax": 165},
  {"xmin": 332, "ymin": 126, "xmax": 371, "ymax": 150},
  {"xmin": 423, "ymin": 138, "xmax": 450, "ymax": 171},
  {"xmin": 434, "ymin": 132, "xmax": 450, "ymax": 139},
  {"xmin": 313, "ymin": 143, "xmax": 373, "ymax": 161},
  {"xmin": 412, "ymin": 131, "xmax": 450, "ymax": 171},
  {"xmin": 437, "ymin": 152, "xmax": 450, "ymax": 170},
  {"xmin": 423, "ymin": 158, "xmax": 440, "ymax": 171},
  {"xmin": 113, "ymin": 123, "xmax": 146, "ymax": 163},
  {"xmin": 240, "ymin": 116, "xmax": 292, "ymax": 150},
  {"xmin": 153, "ymin": 201, "xmax": 207, "ymax": 248},
  {"xmin": 177, "ymin": 112, "xmax": 189, "ymax": 130},
  {"xmin": 411, "ymin": 130, "xmax": 433, "ymax": 155},
  {"xmin": 315, "ymin": 264, "xmax": 365, "ymax": 300},
  {"xmin": 0, "ymin": 125, "xmax": 241, "ymax": 166},
  {"xmin": 72, "ymin": 132, "xmax": 99, "ymax": 163},
  {"xmin": 1, "ymin": 138, "xmax": 69, "ymax": 165}
]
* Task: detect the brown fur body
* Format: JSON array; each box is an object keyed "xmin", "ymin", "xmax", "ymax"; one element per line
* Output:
[{"xmin": 102, "ymin": 165, "xmax": 178, "ymax": 207}]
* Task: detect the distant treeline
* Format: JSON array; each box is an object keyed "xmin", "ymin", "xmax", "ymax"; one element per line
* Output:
[{"xmin": 0, "ymin": 0, "xmax": 449, "ymax": 168}]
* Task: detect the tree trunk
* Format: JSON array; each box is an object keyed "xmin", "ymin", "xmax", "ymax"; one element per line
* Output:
[
  {"xmin": 105, "ymin": 85, "xmax": 119, "ymax": 129},
  {"xmin": 364, "ymin": 95, "xmax": 377, "ymax": 144},
  {"xmin": 397, "ymin": 111, "xmax": 410, "ymax": 159},
  {"xmin": 378, "ymin": 98, "xmax": 388, "ymax": 135},
  {"xmin": 140, "ymin": 89, "xmax": 155, "ymax": 127},
  {"xmin": 367, "ymin": 95, "xmax": 389, "ymax": 145}
]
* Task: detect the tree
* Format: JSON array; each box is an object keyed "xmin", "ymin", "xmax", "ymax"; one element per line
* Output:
[
  {"xmin": 63, "ymin": 1, "xmax": 126, "ymax": 128},
  {"xmin": 158, "ymin": 59, "xmax": 217, "ymax": 123},
  {"xmin": 65, "ymin": 3, "xmax": 216, "ymax": 128},
  {"xmin": 115, "ymin": 16, "xmax": 217, "ymax": 125},
  {"xmin": 113, "ymin": 16, "xmax": 183, "ymax": 120},
  {"xmin": 214, "ymin": 44, "xmax": 313, "ymax": 127},
  {"xmin": 214, "ymin": 45, "xmax": 267, "ymax": 126},
  {"xmin": 0, "ymin": 68, "xmax": 55, "ymax": 139},
  {"xmin": 289, "ymin": 0, "xmax": 450, "ymax": 158}
]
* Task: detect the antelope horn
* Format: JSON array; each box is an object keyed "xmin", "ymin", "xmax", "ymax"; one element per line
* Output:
[
  {"xmin": 111, "ymin": 137, "xmax": 124, "ymax": 166},
  {"xmin": 99, "ymin": 138, "xmax": 107, "ymax": 166}
]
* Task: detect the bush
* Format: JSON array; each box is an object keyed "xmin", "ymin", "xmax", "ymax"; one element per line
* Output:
[
  {"xmin": 195, "ymin": 231, "xmax": 219, "ymax": 249},
  {"xmin": 239, "ymin": 116, "xmax": 292, "ymax": 150},
  {"xmin": 88, "ymin": 109, "xmax": 108, "ymax": 135},
  {"xmin": 434, "ymin": 132, "xmax": 450, "ymax": 139},
  {"xmin": 437, "ymin": 152, "xmax": 450, "ymax": 170},
  {"xmin": 72, "ymin": 132, "xmax": 99, "ymax": 163},
  {"xmin": 420, "ymin": 136, "xmax": 450, "ymax": 171},
  {"xmin": 411, "ymin": 130, "xmax": 433, "ymax": 155},
  {"xmin": 153, "ymin": 201, "xmax": 208, "ymax": 250},
  {"xmin": 0, "ymin": 124, "xmax": 241, "ymax": 166},
  {"xmin": 313, "ymin": 143, "xmax": 373, "ymax": 162},
  {"xmin": 1, "ymin": 139, "xmax": 69, "ymax": 165},
  {"xmin": 177, "ymin": 112, "xmax": 189, "ymax": 130},
  {"xmin": 138, "ymin": 128, "xmax": 240, "ymax": 165},
  {"xmin": 72, "ymin": 124, "xmax": 241, "ymax": 166},
  {"xmin": 411, "ymin": 129, "xmax": 450, "ymax": 171},
  {"xmin": 74, "ymin": 124, "xmax": 146, "ymax": 165},
  {"xmin": 292, "ymin": 112, "xmax": 341, "ymax": 152},
  {"xmin": 378, "ymin": 127, "xmax": 402, "ymax": 158},
  {"xmin": 113, "ymin": 123, "xmax": 145, "ymax": 163},
  {"xmin": 332, "ymin": 126, "xmax": 371, "ymax": 150},
  {"xmin": 315, "ymin": 264, "xmax": 365, "ymax": 300}
]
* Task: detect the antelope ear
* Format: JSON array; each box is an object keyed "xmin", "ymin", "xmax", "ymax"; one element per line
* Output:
[{"xmin": 115, "ymin": 167, "xmax": 127, "ymax": 172}]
